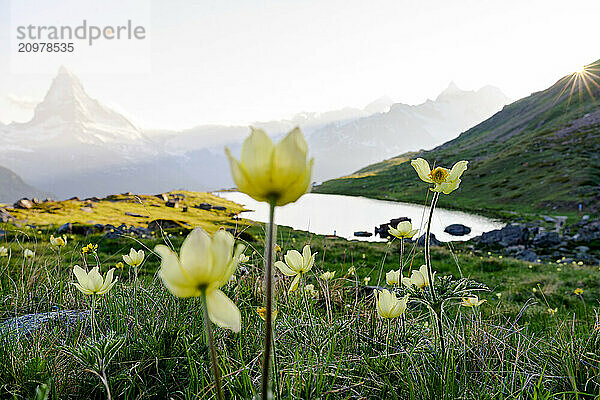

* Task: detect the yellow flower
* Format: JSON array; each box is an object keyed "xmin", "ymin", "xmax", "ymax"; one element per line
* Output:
[
  {"xmin": 376, "ymin": 289, "xmax": 409, "ymax": 319},
  {"xmin": 388, "ymin": 221, "xmax": 418, "ymax": 239},
  {"xmin": 155, "ymin": 228, "xmax": 245, "ymax": 332},
  {"xmin": 257, "ymin": 306, "xmax": 278, "ymax": 321},
  {"xmin": 0, "ymin": 246, "xmax": 8, "ymax": 257},
  {"xmin": 115, "ymin": 262, "xmax": 124, "ymax": 269},
  {"xmin": 402, "ymin": 265, "xmax": 433, "ymax": 289},
  {"xmin": 547, "ymin": 307, "xmax": 558, "ymax": 315},
  {"xmin": 274, "ymin": 244, "xmax": 282, "ymax": 253},
  {"xmin": 23, "ymin": 249, "xmax": 35, "ymax": 258},
  {"xmin": 50, "ymin": 235, "xmax": 67, "ymax": 247},
  {"xmin": 411, "ymin": 158, "xmax": 468, "ymax": 194},
  {"xmin": 363, "ymin": 276, "xmax": 371, "ymax": 285},
  {"xmin": 460, "ymin": 296, "xmax": 486, "ymax": 307},
  {"xmin": 320, "ymin": 271, "xmax": 336, "ymax": 281},
  {"xmin": 123, "ymin": 248, "xmax": 145, "ymax": 267},
  {"xmin": 385, "ymin": 269, "xmax": 401, "ymax": 286},
  {"xmin": 574, "ymin": 288, "xmax": 584, "ymax": 295},
  {"xmin": 82, "ymin": 243, "xmax": 98, "ymax": 254},
  {"xmin": 275, "ymin": 245, "xmax": 316, "ymax": 292},
  {"xmin": 238, "ymin": 254, "xmax": 250, "ymax": 263},
  {"xmin": 225, "ymin": 127, "xmax": 314, "ymax": 206},
  {"xmin": 348, "ymin": 266, "xmax": 356, "ymax": 276},
  {"xmin": 72, "ymin": 266, "xmax": 117, "ymax": 295},
  {"xmin": 304, "ymin": 284, "xmax": 319, "ymax": 298}
]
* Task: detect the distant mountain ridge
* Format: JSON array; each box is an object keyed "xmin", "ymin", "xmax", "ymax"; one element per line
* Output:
[
  {"xmin": 0, "ymin": 165, "xmax": 49, "ymax": 203},
  {"xmin": 315, "ymin": 59, "xmax": 600, "ymax": 215},
  {"xmin": 0, "ymin": 67, "xmax": 509, "ymax": 199}
]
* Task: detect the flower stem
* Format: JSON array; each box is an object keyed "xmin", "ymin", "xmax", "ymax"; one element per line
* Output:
[
  {"xmin": 261, "ymin": 202, "xmax": 276, "ymax": 400},
  {"xmin": 425, "ymin": 191, "xmax": 445, "ymax": 353},
  {"xmin": 201, "ymin": 290, "xmax": 224, "ymax": 400}
]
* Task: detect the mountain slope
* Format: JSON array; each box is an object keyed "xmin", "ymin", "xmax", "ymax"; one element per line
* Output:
[
  {"xmin": 0, "ymin": 165, "xmax": 49, "ymax": 203},
  {"xmin": 308, "ymin": 83, "xmax": 509, "ymax": 181},
  {"xmin": 315, "ymin": 60, "xmax": 600, "ymax": 216}
]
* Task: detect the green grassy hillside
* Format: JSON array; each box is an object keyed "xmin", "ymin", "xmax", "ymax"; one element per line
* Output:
[{"xmin": 316, "ymin": 60, "xmax": 600, "ymax": 218}]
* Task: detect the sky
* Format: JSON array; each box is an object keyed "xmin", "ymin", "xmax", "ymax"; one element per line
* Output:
[{"xmin": 1, "ymin": 0, "xmax": 599, "ymax": 129}]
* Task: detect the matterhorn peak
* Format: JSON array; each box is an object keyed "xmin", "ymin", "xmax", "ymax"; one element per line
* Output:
[{"xmin": 22, "ymin": 67, "xmax": 143, "ymax": 143}]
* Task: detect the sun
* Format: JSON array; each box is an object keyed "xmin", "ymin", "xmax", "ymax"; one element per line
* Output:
[{"xmin": 574, "ymin": 65, "xmax": 587, "ymax": 74}]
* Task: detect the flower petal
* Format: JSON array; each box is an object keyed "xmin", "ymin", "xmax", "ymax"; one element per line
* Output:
[
  {"xmin": 284, "ymin": 250, "xmax": 303, "ymax": 272},
  {"xmin": 288, "ymin": 274, "xmax": 301, "ymax": 292},
  {"xmin": 240, "ymin": 128, "xmax": 275, "ymax": 189},
  {"xmin": 411, "ymin": 158, "xmax": 434, "ymax": 183},
  {"xmin": 180, "ymin": 227, "xmax": 212, "ymax": 284},
  {"xmin": 275, "ymin": 260, "xmax": 297, "ymax": 276},
  {"xmin": 156, "ymin": 244, "xmax": 197, "ymax": 296},
  {"xmin": 447, "ymin": 160, "xmax": 468, "ymax": 182},
  {"xmin": 209, "ymin": 229, "xmax": 235, "ymax": 283},
  {"xmin": 206, "ymin": 289, "xmax": 241, "ymax": 332},
  {"xmin": 271, "ymin": 127, "xmax": 309, "ymax": 190},
  {"xmin": 439, "ymin": 179, "xmax": 461, "ymax": 194},
  {"xmin": 73, "ymin": 265, "xmax": 88, "ymax": 287}
]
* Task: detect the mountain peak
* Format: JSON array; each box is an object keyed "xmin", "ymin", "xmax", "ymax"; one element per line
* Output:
[{"xmin": 24, "ymin": 67, "xmax": 143, "ymax": 143}]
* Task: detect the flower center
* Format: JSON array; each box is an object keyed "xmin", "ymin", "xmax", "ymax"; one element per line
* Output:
[{"xmin": 429, "ymin": 167, "xmax": 449, "ymax": 184}]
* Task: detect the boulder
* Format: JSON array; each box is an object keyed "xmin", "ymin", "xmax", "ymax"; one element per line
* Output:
[
  {"xmin": 156, "ymin": 193, "xmax": 169, "ymax": 202},
  {"xmin": 532, "ymin": 231, "xmax": 561, "ymax": 248},
  {"xmin": 444, "ymin": 224, "xmax": 471, "ymax": 236},
  {"xmin": 125, "ymin": 212, "xmax": 148, "ymax": 218},
  {"xmin": 479, "ymin": 224, "xmax": 529, "ymax": 247},
  {"xmin": 165, "ymin": 200, "xmax": 180, "ymax": 208},
  {"xmin": 515, "ymin": 249, "xmax": 538, "ymax": 262},
  {"xmin": 196, "ymin": 203, "xmax": 212, "ymax": 210},
  {"xmin": 212, "ymin": 206, "xmax": 226, "ymax": 211},
  {"xmin": 0, "ymin": 310, "xmax": 89, "ymax": 339},
  {"xmin": 375, "ymin": 217, "xmax": 411, "ymax": 239},
  {"xmin": 57, "ymin": 222, "xmax": 73, "ymax": 234},
  {"xmin": 147, "ymin": 219, "xmax": 189, "ymax": 232},
  {"xmin": 0, "ymin": 208, "xmax": 13, "ymax": 222},
  {"xmin": 14, "ymin": 198, "xmax": 34, "ymax": 209},
  {"xmin": 416, "ymin": 233, "xmax": 442, "ymax": 247}
]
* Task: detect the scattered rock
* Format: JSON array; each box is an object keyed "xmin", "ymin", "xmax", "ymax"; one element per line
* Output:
[
  {"xmin": 196, "ymin": 203, "xmax": 212, "ymax": 210},
  {"xmin": 532, "ymin": 231, "xmax": 561, "ymax": 248},
  {"xmin": 156, "ymin": 193, "xmax": 169, "ymax": 202},
  {"xmin": 14, "ymin": 198, "xmax": 34, "ymax": 209},
  {"xmin": 479, "ymin": 224, "xmax": 529, "ymax": 247},
  {"xmin": 0, "ymin": 310, "xmax": 89, "ymax": 338},
  {"xmin": 444, "ymin": 224, "xmax": 471, "ymax": 236},
  {"xmin": 0, "ymin": 208, "xmax": 13, "ymax": 222},
  {"xmin": 124, "ymin": 212, "xmax": 148, "ymax": 218},
  {"xmin": 67, "ymin": 196, "xmax": 80, "ymax": 201},
  {"xmin": 147, "ymin": 219, "xmax": 189, "ymax": 232},
  {"xmin": 575, "ymin": 246, "xmax": 590, "ymax": 253},
  {"xmin": 182, "ymin": 206, "xmax": 188, "ymax": 212},
  {"xmin": 515, "ymin": 249, "xmax": 538, "ymax": 262},
  {"xmin": 165, "ymin": 200, "xmax": 180, "ymax": 208},
  {"xmin": 416, "ymin": 233, "xmax": 442, "ymax": 247},
  {"xmin": 57, "ymin": 222, "xmax": 73, "ymax": 234},
  {"xmin": 80, "ymin": 207, "xmax": 93, "ymax": 213},
  {"xmin": 212, "ymin": 206, "xmax": 226, "ymax": 211}
]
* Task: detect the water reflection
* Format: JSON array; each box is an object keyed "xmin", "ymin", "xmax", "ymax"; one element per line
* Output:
[{"xmin": 216, "ymin": 192, "xmax": 505, "ymax": 242}]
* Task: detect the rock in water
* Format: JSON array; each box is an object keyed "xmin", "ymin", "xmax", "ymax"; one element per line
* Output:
[{"xmin": 444, "ymin": 224, "xmax": 471, "ymax": 236}]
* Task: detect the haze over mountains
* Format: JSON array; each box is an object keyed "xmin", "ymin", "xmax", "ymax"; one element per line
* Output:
[
  {"xmin": 0, "ymin": 67, "xmax": 509, "ymax": 201},
  {"xmin": 316, "ymin": 59, "xmax": 600, "ymax": 214}
]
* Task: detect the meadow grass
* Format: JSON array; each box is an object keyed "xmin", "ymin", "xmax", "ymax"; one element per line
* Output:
[{"xmin": 1, "ymin": 220, "xmax": 599, "ymax": 399}]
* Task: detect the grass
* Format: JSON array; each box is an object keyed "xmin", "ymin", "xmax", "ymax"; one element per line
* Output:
[
  {"xmin": 1, "ymin": 208, "xmax": 600, "ymax": 399},
  {"xmin": 3, "ymin": 191, "xmax": 247, "ymax": 235}
]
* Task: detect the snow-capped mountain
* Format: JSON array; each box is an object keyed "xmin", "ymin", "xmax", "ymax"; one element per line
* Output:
[
  {"xmin": 308, "ymin": 82, "xmax": 510, "ymax": 181},
  {"xmin": 3, "ymin": 67, "xmax": 145, "ymax": 147},
  {"xmin": 0, "ymin": 67, "xmax": 510, "ymax": 200}
]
